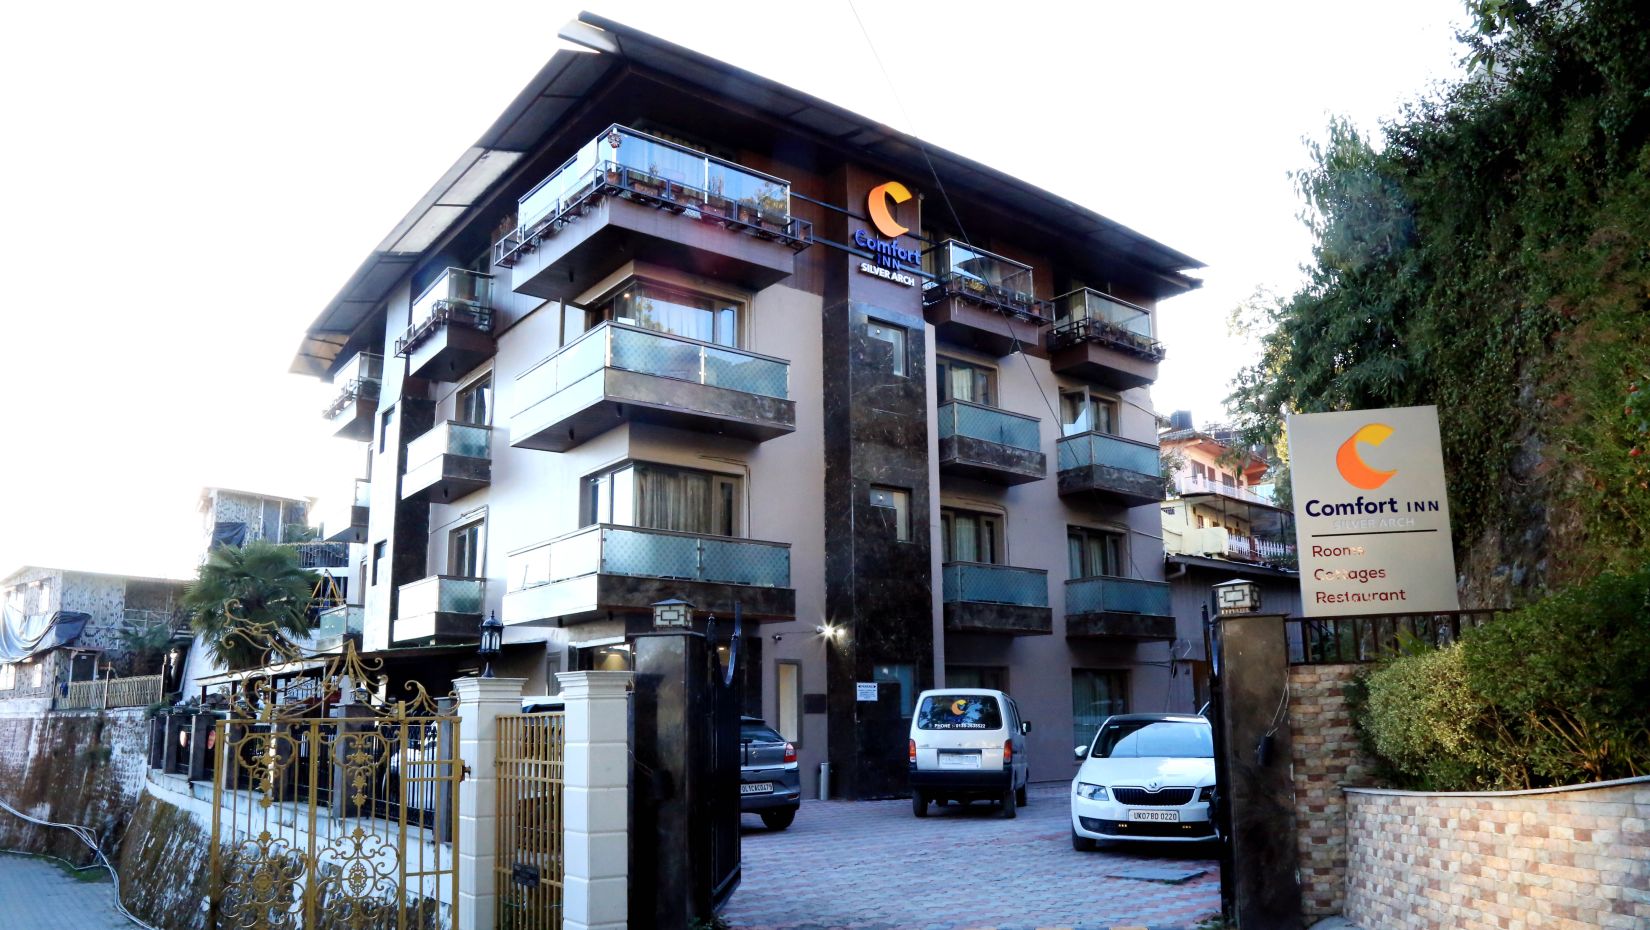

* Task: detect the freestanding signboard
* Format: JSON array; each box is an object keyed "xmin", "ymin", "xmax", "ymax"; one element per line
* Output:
[{"xmin": 1287, "ymin": 405, "xmax": 1460, "ymax": 616}]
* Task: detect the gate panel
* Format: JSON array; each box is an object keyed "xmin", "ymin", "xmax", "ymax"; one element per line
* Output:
[{"xmin": 495, "ymin": 713, "xmax": 566, "ymax": 930}]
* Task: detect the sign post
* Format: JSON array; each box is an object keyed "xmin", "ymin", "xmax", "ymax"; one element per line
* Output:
[{"xmin": 1287, "ymin": 405, "xmax": 1459, "ymax": 615}]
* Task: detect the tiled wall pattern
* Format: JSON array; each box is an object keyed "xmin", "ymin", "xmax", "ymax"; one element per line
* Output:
[
  {"xmin": 1344, "ymin": 778, "xmax": 1650, "ymax": 930},
  {"xmin": 1288, "ymin": 663, "xmax": 1378, "ymax": 918}
]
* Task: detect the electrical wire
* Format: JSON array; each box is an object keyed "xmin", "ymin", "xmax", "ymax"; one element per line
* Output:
[{"xmin": 0, "ymin": 795, "xmax": 161, "ymax": 930}]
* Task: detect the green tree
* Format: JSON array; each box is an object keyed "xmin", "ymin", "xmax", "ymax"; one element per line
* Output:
[{"xmin": 184, "ymin": 541, "xmax": 314, "ymax": 669}]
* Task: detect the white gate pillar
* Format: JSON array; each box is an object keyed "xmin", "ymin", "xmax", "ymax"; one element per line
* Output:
[
  {"xmin": 453, "ymin": 675, "xmax": 527, "ymax": 930},
  {"xmin": 557, "ymin": 670, "xmax": 633, "ymax": 930}
]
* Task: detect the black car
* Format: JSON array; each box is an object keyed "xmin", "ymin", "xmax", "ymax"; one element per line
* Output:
[{"xmin": 740, "ymin": 716, "xmax": 801, "ymax": 830}]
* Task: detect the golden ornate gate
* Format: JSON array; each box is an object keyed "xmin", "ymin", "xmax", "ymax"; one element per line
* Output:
[
  {"xmin": 208, "ymin": 638, "xmax": 462, "ymax": 930},
  {"xmin": 494, "ymin": 713, "xmax": 566, "ymax": 930}
]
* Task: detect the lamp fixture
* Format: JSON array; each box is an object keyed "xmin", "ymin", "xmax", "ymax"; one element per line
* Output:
[{"xmin": 477, "ymin": 611, "xmax": 503, "ymax": 678}]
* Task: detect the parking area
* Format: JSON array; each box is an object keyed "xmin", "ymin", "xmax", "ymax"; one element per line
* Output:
[{"xmin": 723, "ymin": 783, "xmax": 1221, "ymax": 930}]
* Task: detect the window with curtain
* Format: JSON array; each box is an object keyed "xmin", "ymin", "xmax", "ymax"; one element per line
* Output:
[
  {"xmin": 936, "ymin": 356, "xmax": 995, "ymax": 405},
  {"xmin": 946, "ymin": 665, "xmax": 1007, "ymax": 691},
  {"xmin": 1072, "ymin": 668, "xmax": 1128, "ymax": 751},
  {"xmin": 599, "ymin": 279, "xmax": 739, "ymax": 347},
  {"xmin": 456, "ymin": 376, "xmax": 492, "ymax": 426},
  {"xmin": 1068, "ymin": 526, "xmax": 1125, "ymax": 578},
  {"xmin": 449, "ymin": 521, "xmax": 484, "ymax": 577},
  {"xmin": 1059, "ymin": 390, "xmax": 1119, "ymax": 436},
  {"xmin": 584, "ymin": 462, "xmax": 740, "ymax": 536},
  {"xmin": 941, "ymin": 507, "xmax": 1002, "ymax": 563}
]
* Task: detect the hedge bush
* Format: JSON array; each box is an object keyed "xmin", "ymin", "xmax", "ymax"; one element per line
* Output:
[{"xmin": 1355, "ymin": 567, "xmax": 1650, "ymax": 791}]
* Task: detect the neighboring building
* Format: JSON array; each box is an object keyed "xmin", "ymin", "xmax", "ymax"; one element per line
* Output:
[
  {"xmin": 0, "ymin": 566, "xmax": 190, "ymax": 706},
  {"xmin": 1159, "ymin": 416, "xmax": 1301, "ymax": 708},
  {"xmin": 289, "ymin": 14, "xmax": 1204, "ymax": 798}
]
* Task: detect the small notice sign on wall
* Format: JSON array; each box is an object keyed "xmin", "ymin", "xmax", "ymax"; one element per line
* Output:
[{"xmin": 855, "ymin": 682, "xmax": 879, "ymax": 702}]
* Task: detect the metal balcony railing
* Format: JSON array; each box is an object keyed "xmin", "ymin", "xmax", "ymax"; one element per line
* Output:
[
  {"xmin": 1056, "ymin": 431, "xmax": 1160, "ymax": 476},
  {"xmin": 394, "ymin": 269, "xmax": 495, "ymax": 357},
  {"xmin": 398, "ymin": 576, "xmax": 486, "ymax": 617},
  {"xmin": 1048, "ymin": 289, "xmax": 1164, "ymax": 360},
  {"xmin": 508, "ymin": 524, "xmax": 791, "ymax": 592},
  {"xmin": 938, "ymin": 400, "xmax": 1040, "ymax": 453},
  {"xmin": 322, "ymin": 351, "xmax": 384, "ymax": 420},
  {"xmin": 1173, "ymin": 473, "xmax": 1277, "ymax": 507},
  {"xmin": 405, "ymin": 421, "xmax": 492, "ymax": 469},
  {"xmin": 1065, "ymin": 576, "xmax": 1172, "ymax": 616},
  {"xmin": 1226, "ymin": 534, "xmax": 1297, "ymax": 565},
  {"xmin": 56, "ymin": 674, "xmax": 164, "ymax": 711},
  {"xmin": 922, "ymin": 239, "xmax": 1048, "ymax": 322},
  {"xmin": 122, "ymin": 608, "xmax": 180, "ymax": 631},
  {"xmin": 278, "ymin": 541, "xmax": 350, "ymax": 570},
  {"xmin": 942, "ymin": 563, "xmax": 1049, "ymax": 607}
]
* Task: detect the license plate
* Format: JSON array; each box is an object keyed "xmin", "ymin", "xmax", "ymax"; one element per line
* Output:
[
  {"xmin": 938, "ymin": 751, "xmax": 981, "ymax": 769},
  {"xmin": 1128, "ymin": 809, "xmax": 1180, "ymax": 822},
  {"xmin": 740, "ymin": 782, "xmax": 774, "ymax": 795}
]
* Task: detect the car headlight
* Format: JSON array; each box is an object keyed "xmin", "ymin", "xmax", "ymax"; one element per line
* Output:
[
  {"xmin": 1075, "ymin": 782, "xmax": 1108, "ymax": 801},
  {"xmin": 1198, "ymin": 785, "xmax": 1215, "ymax": 802}
]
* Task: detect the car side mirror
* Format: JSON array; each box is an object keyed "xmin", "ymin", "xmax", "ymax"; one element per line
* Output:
[
  {"xmin": 1073, "ymin": 745, "xmax": 1087, "ymax": 760},
  {"xmin": 1020, "ymin": 720, "xmax": 1032, "ymax": 735}
]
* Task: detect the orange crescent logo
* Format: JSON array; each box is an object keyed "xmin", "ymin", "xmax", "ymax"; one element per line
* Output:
[
  {"xmin": 1336, "ymin": 424, "xmax": 1398, "ymax": 490},
  {"xmin": 867, "ymin": 181, "xmax": 912, "ymax": 238}
]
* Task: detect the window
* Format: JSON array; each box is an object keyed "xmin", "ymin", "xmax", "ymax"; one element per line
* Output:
[
  {"xmin": 873, "ymin": 662, "xmax": 916, "ymax": 717},
  {"xmin": 31, "ymin": 664, "xmax": 43, "ymax": 690},
  {"xmin": 936, "ymin": 356, "xmax": 995, "ymax": 405},
  {"xmin": 584, "ymin": 462, "xmax": 741, "ymax": 537},
  {"xmin": 870, "ymin": 486, "xmax": 911, "ymax": 542},
  {"xmin": 1072, "ymin": 669, "xmax": 1129, "ymax": 751},
  {"xmin": 916, "ymin": 693, "xmax": 1002, "ymax": 730},
  {"xmin": 597, "ymin": 279, "xmax": 738, "ymax": 347},
  {"xmin": 1059, "ymin": 389, "xmax": 1118, "ymax": 436},
  {"xmin": 1222, "ymin": 472, "xmax": 1236, "ymax": 487},
  {"xmin": 0, "ymin": 664, "xmax": 14, "ymax": 691},
  {"xmin": 940, "ymin": 508, "xmax": 1001, "ymax": 563},
  {"xmin": 866, "ymin": 321, "xmax": 907, "ymax": 377},
  {"xmin": 379, "ymin": 406, "xmax": 396, "ymax": 454},
  {"xmin": 449, "ymin": 521, "xmax": 484, "ymax": 578},
  {"xmin": 262, "ymin": 500, "xmax": 282, "ymax": 543},
  {"xmin": 456, "ymin": 376, "xmax": 492, "ymax": 426},
  {"xmin": 371, "ymin": 542, "xmax": 387, "ymax": 586},
  {"xmin": 35, "ymin": 580, "xmax": 50, "ymax": 613},
  {"xmin": 776, "ymin": 661, "xmax": 801, "ymax": 744},
  {"xmin": 282, "ymin": 501, "xmax": 308, "ymax": 531},
  {"xmin": 946, "ymin": 665, "xmax": 1007, "ymax": 691},
  {"xmin": 560, "ymin": 303, "xmax": 590, "ymax": 348},
  {"xmin": 1068, "ymin": 526, "xmax": 1125, "ymax": 578},
  {"xmin": 1193, "ymin": 462, "xmax": 1207, "ymax": 479}
]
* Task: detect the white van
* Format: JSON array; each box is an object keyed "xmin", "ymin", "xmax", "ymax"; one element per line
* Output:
[{"xmin": 907, "ymin": 688, "xmax": 1031, "ymax": 819}]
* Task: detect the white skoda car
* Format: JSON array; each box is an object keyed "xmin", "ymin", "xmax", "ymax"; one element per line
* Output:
[{"xmin": 1069, "ymin": 713, "xmax": 1217, "ymax": 848}]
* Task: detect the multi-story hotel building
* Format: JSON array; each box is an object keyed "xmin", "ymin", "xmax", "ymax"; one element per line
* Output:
[{"xmin": 291, "ymin": 14, "xmax": 1204, "ymax": 798}]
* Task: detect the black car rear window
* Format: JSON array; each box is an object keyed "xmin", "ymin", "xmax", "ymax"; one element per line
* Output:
[
  {"xmin": 741, "ymin": 721, "xmax": 784, "ymax": 742},
  {"xmin": 916, "ymin": 694, "xmax": 1002, "ymax": 730}
]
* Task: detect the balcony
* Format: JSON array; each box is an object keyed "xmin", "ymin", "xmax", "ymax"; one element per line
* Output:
[
  {"xmin": 495, "ymin": 126, "xmax": 811, "ymax": 302},
  {"xmin": 312, "ymin": 604, "xmax": 363, "ymax": 651},
  {"xmin": 1047, "ymin": 290, "xmax": 1164, "ymax": 390},
  {"xmin": 396, "ymin": 576, "xmax": 484, "ymax": 643},
  {"xmin": 322, "ymin": 479, "xmax": 371, "ymax": 544},
  {"xmin": 321, "ymin": 352, "xmax": 383, "ymax": 441},
  {"xmin": 278, "ymin": 541, "xmax": 351, "ymax": 570},
  {"xmin": 402, "ymin": 422, "xmax": 491, "ymax": 503},
  {"xmin": 1064, "ymin": 576, "xmax": 1175, "ymax": 640},
  {"xmin": 502, "ymin": 525, "xmax": 794, "ymax": 628},
  {"xmin": 1056, "ymin": 432, "xmax": 1165, "ymax": 506},
  {"xmin": 941, "ymin": 563, "xmax": 1051, "ymax": 636},
  {"xmin": 511, "ymin": 322, "xmax": 794, "ymax": 452},
  {"xmin": 1225, "ymin": 534, "xmax": 1297, "ymax": 568},
  {"xmin": 1173, "ymin": 474, "xmax": 1280, "ymax": 509},
  {"xmin": 921, "ymin": 240, "xmax": 1050, "ymax": 357},
  {"xmin": 394, "ymin": 269, "xmax": 495, "ymax": 382},
  {"xmin": 937, "ymin": 401, "xmax": 1045, "ymax": 485}
]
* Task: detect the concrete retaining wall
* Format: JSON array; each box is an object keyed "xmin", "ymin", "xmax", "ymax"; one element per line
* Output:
[{"xmin": 0, "ymin": 704, "xmax": 151, "ymax": 862}]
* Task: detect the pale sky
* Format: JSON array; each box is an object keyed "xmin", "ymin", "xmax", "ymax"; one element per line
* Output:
[{"xmin": 0, "ymin": 1, "xmax": 1467, "ymax": 580}]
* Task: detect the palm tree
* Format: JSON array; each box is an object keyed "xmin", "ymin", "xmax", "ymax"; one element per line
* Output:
[{"xmin": 184, "ymin": 540, "xmax": 314, "ymax": 669}]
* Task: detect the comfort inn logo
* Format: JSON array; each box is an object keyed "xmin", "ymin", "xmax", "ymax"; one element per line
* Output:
[
  {"xmin": 866, "ymin": 180, "xmax": 912, "ymax": 238},
  {"xmin": 853, "ymin": 180, "xmax": 918, "ymax": 287},
  {"xmin": 1335, "ymin": 423, "xmax": 1398, "ymax": 490}
]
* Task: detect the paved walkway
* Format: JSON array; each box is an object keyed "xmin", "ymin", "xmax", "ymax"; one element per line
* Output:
[
  {"xmin": 0, "ymin": 853, "xmax": 132, "ymax": 930},
  {"xmin": 724, "ymin": 783, "xmax": 1221, "ymax": 930}
]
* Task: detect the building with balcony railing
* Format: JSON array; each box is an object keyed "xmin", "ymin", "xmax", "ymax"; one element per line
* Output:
[{"xmin": 287, "ymin": 13, "xmax": 1204, "ymax": 800}]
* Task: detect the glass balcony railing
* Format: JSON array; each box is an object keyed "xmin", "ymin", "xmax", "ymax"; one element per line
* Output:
[
  {"xmin": 322, "ymin": 351, "xmax": 383, "ymax": 419},
  {"xmin": 1056, "ymin": 431, "xmax": 1160, "ymax": 476},
  {"xmin": 315, "ymin": 605, "xmax": 363, "ymax": 640},
  {"xmin": 395, "ymin": 268, "xmax": 495, "ymax": 356},
  {"xmin": 1048, "ymin": 289, "xmax": 1164, "ymax": 360},
  {"xmin": 922, "ymin": 239, "xmax": 1046, "ymax": 321},
  {"xmin": 405, "ymin": 421, "xmax": 491, "ymax": 468},
  {"xmin": 501, "ymin": 125, "xmax": 801, "ymax": 264},
  {"xmin": 1065, "ymin": 576, "xmax": 1172, "ymax": 616},
  {"xmin": 515, "ymin": 322, "xmax": 790, "ymax": 409},
  {"xmin": 399, "ymin": 576, "xmax": 485, "ymax": 617},
  {"xmin": 942, "ymin": 563, "xmax": 1049, "ymax": 608},
  {"xmin": 508, "ymin": 524, "xmax": 791, "ymax": 592},
  {"xmin": 938, "ymin": 400, "xmax": 1040, "ymax": 453}
]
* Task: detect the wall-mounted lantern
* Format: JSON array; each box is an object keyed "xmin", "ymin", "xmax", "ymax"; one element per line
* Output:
[
  {"xmin": 1213, "ymin": 578, "xmax": 1262, "ymax": 616},
  {"xmin": 651, "ymin": 598, "xmax": 694, "ymax": 630}
]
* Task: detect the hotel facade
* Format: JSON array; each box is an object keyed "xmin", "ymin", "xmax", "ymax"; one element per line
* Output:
[{"xmin": 293, "ymin": 14, "xmax": 1204, "ymax": 799}]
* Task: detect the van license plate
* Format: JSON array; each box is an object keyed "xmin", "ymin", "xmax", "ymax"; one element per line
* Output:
[
  {"xmin": 1128, "ymin": 810, "xmax": 1179, "ymax": 822},
  {"xmin": 938, "ymin": 751, "xmax": 981, "ymax": 769},
  {"xmin": 740, "ymin": 783, "xmax": 774, "ymax": 795}
]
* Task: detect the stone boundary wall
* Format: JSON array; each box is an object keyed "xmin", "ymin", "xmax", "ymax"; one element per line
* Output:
[
  {"xmin": 0, "ymin": 705, "xmax": 151, "ymax": 861},
  {"xmin": 1287, "ymin": 662, "xmax": 1377, "ymax": 918},
  {"xmin": 1345, "ymin": 777, "xmax": 1650, "ymax": 930}
]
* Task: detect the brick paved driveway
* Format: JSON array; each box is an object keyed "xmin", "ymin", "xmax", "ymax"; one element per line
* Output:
[{"xmin": 723, "ymin": 783, "xmax": 1221, "ymax": 930}]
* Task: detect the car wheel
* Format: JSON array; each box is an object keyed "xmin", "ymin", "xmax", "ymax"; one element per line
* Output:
[
  {"xmin": 760, "ymin": 808, "xmax": 796, "ymax": 831},
  {"xmin": 912, "ymin": 790, "xmax": 928, "ymax": 818},
  {"xmin": 1071, "ymin": 828, "xmax": 1097, "ymax": 852},
  {"xmin": 1000, "ymin": 788, "xmax": 1017, "ymax": 819},
  {"xmin": 1016, "ymin": 783, "xmax": 1028, "ymax": 807}
]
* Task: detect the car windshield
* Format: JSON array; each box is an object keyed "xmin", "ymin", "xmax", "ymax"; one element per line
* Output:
[
  {"xmin": 916, "ymin": 694, "xmax": 1002, "ymax": 730},
  {"xmin": 1092, "ymin": 720, "xmax": 1212, "ymax": 758},
  {"xmin": 741, "ymin": 721, "xmax": 784, "ymax": 743}
]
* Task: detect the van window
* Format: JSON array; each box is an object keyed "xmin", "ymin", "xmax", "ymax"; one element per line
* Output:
[{"xmin": 916, "ymin": 694, "xmax": 1003, "ymax": 730}]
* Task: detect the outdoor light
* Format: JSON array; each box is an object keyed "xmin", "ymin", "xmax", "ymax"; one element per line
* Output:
[
  {"xmin": 1213, "ymin": 579, "xmax": 1262, "ymax": 616},
  {"xmin": 815, "ymin": 624, "xmax": 841, "ymax": 640},
  {"xmin": 478, "ymin": 611, "xmax": 503, "ymax": 678},
  {"xmin": 652, "ymin": 598, "xmax": 694, "ymax": 630}
]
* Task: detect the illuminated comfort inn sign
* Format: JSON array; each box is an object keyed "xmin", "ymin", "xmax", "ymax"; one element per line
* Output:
[
  {"xmin": 1287, "ymin": 405, "xmax": 1460, "ymax": 617},
  {"xmin": 854, "ymin": 181, "xmax": 918, "ymax": 286}
]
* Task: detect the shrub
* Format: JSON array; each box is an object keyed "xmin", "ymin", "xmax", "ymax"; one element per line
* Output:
[{"xmin": 1359, "ymin": 645, "xmax": 1509, "ymax": 790}]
